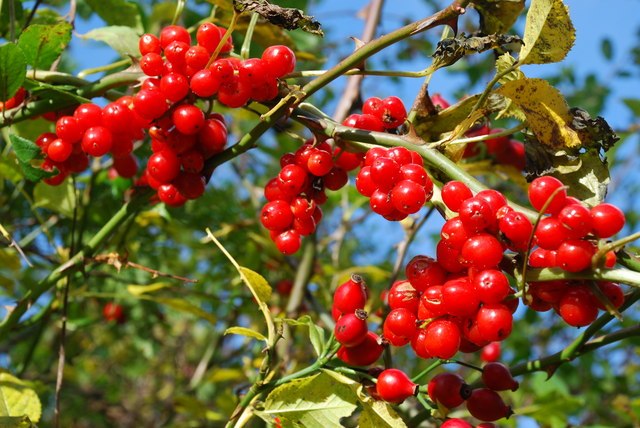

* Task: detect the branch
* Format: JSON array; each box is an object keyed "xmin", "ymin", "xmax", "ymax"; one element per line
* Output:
[{"xmin": 90, "ymin": 253, "xmax": 198, "ymax": 283}]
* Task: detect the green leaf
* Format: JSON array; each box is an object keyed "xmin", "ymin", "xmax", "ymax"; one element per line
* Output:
[
  {"xmin": 224, "ymin": 326, "xmax": 267, "ymax": 342},
  {"xmin": 17, "ymin": 22, "xmax": 72, "ymax": 70},
  {"xmin": 263, "ymin": 372, "xmax": 358, "ymax": 427},
  {"xmin": 9, "ymin": 135, "xmax": 40, "ymax": 163},
  {"xmin": 282, "ymin": 315, "xmax": 326, "ymax": 357},
  {"xmin": 33, "ymin": 178, "xmax": 76, "ymax": 218},
  {"xmin": 520, "ymin": 0, "xmax": 575, "ymax": 65},
  {"xmin": 239, "ymin": 267, "xmax": 272, "ymax": 304},
  {"xmin": 0, "ymin": 1, "xmax": 24, "ymax": 39},
  {"xmin": 0, "ymin": 372, "xmax": 42, "ymax": 423},
  {"xmin": 472, "ymin": 0, "xmax": 525, "ymax": 35},
  {"xmin": 79, "ymin": 26, "xmax": 141, "ymax": 58},
  {"xmin": 0, "ymin": 43, "xmax": 26, "ymax": 102},
  {"xmin": 85, "ymin": 0, "xmax": 143, "ymax": 31},
  {"xmin": 9, "ymin": 134, "xmax": 56, "ymax": 182}
]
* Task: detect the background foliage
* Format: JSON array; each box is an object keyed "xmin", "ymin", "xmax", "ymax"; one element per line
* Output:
[{"xmin": 1, "ymin": 0, "xmax": 639, "ymax": 427}]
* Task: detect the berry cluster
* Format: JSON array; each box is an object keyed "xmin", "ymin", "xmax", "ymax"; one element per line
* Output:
[
  {"xmin": 35, "ymin": 23, "xmax": 297, "ymax": 207},
  {"xmin": 260, "ymin": 140, "xmax": 357, "ymax": 254},
  {"xmin": 331, "ymin": 275, "xmax": 385, "ymax": 367},
  {"xmin": 344, "ymin": 95, "xmax": 408, "ymax": 131},
  {"xmin": 373, "ymin": 363, "xmax": 516, "ymax": 423},
  {"xmin": 355, "ymin": 146, "xmax": 434, "ymax": 221},
  {"xmin": 381, "ymin": 184, "xmax": 520, "ymax": 360},
  {"xmin": 525, "ymin": 176, "xmax": 626, "ymax": 326}
]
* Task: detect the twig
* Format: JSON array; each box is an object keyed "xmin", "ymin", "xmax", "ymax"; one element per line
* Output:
[
  {"xmin": 0, "ymin": 223, "xmax": 33, "ymax": 267},
  {"xmin": 90, "ymin": 253, "xmax": 199, "ymax": 283}
]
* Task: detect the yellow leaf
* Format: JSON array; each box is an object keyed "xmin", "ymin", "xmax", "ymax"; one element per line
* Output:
[
  {"xmin": 239, "ymin": 267, "xmax": 272, "ymax": 304},
  {"xmin": 224, "ymin": 326, "xmax": 267, "ymax": 342},
  {"xmin": 0, "ymin": 372, "xmax": 41, "ymax": 423},
  {"xmin": 520, "ymin": 0, "xmax": 575, "ymax": 64},
  {"xmin": 496, "ymin": 78, "xmax": 581, "ymax": 148},
  {"xmin": 126, "ymin": 282, "xmax": 171, "ymax": 296},
  {"xmin": 142, "ymin": 297, "xmax": 217, "ymax": 324}
]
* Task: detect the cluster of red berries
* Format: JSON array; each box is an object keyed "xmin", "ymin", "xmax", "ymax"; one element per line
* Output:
[
  {"xmin": 331, "ymin": 275, "xmax": 385, "ymax": 366},
  {"xmin": 355, "ymin": 146, "xmax": 434, "ymax": 221},
  {"xmin": 431, "ymin": 94, "xmax": 525, "ymax": 170},
  {"xmin": 34, "ymin": 98, "xmax": 148, "ymax": 186},
  {"xmin": 344, "ymin": 95, "xmax": 408, "ymax": 131},
  {"xmin": 34, "ymin": 23, "xmax": 297, "ymax": 208},
  {"xmin": 260, "ymin": 140, "xmax": 360, "ymax": 254},
  {"xmin": 373, "ymin": 363, "xmax": 517, "ymax": 422},
  {"xmin": 524, "ymin": 176, "xmax": 626, "ymax": 326}
]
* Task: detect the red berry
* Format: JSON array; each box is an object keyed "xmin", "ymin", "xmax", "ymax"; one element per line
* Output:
[
  {"xmin": 480, "ymin": 341, "xmax": 501, "ymax": 363},
  {"xmin": 556, "ymin": 239, "xmax": 595, "ymax": 272},
  {"xmin": 380, "ymin": 96, "xmax": 407, "ymax": 129},
  {"xmin": 558, "ymin": 203, "xmax": 592, "ymax": 239},
  {"xmin": 332, "ymin": 275, "xmax": 368, "ymax": 320},
  {"xmin": 375, "ymin": 369, "xmax": 417, "ymax": 404},
  {"xmin": 390, "ymin": 179, "xmax": 426, "ymax": 214},
  {"xmin": 476, "ymin": 304, "xmax": 513, "ymax": 342},
  {"xmin": 139, "ymin": 33, "xmax": 161, "ymax": 55},
  {"xmin": 383, "ymin": 308, "xmax": 418, "ymax": 344},
  {"xmin": 261, "ymin": 45, "xmax": 296, "ymax": 78},
  {"xmin": 460, "ymin": 233, "xmax": 503, "ymax": 270},
  {"xmin": 102, "ymin": 302, "xmax": 125, "ymax": 323},
  {"xmin": 466, "ymin": 388, "xmax": 512, "ymax": 422},
  {"xmin": 81, "ymin": 126, "xmax": 113, "ymax": 157},
  {"xmin": 172, "ymin": 105, "xmax": 205, "ymax": 135},
  {"xmin": 147, "ymin": 150, "xmax": 181, "ymax": 183},
  {"xmin": 558, "ymin": 286, "xmax": 598, "ymax": 327},
  {"xmin": 56, "ymin": 116, "xmax": 83, "ymax": 143},
  {"xmin": 387, "ymin": 280, "xmax": 420, "ymax": 313},
  {"xmin": 482, "ymin": 362, "xmax": 519, "ymax": 391},
  {"xmin": 273, "ymin": 229, "xmax": 301, "ymax": 255},
  {"xmin": 440, "ymin": 419, "xmax": 473, "ymax": 428},
  {"xmin": 473, "ymin": 269, "xmax": 510, "ymax": 305},
  {"xmin": 47, "ymin": 138, "xmax": 73, "ymax": 162},
  {"xmin": 441, "ymin": 181, "xmax": 473, "ymax": 212},
  {"xmin": 423, "ymin": 318, "xmax": 461, "ymax": 359},
  {"xmin": 428, "ymin": 372, "xmax": 471, "ymax": 409},
  {"xmin": 458, "ymin": 197, "xmax": 493, "ymax": 233},
  {"xmin": 534, "ymin": 217, "xmax": 569, "ymax": 250},
  {"xmin": 261, "ymin": 200, "xmax": 294, "ymax": 231},
  {"xmin": 590, "ymin": 203, "xmax": 625, "ymax": 238},
  {"xmin": 336, "ymin": 331, "xmax": 384, "ymax": 366},
  {"xmin": 442, "ymin": 277, "xmax": 480, "ymax": 317},
  {"xmin": 334, "ymin": 311, "xmax": 369, "ymax": 347},
  {"xmin": 405, "ymin": 255, "xmax": 446, "ymax": 292},
  {"xmin": 160, "ymin": 25, "xmax": 191, "ymax": 49},
  {"xmin": 595, "ymin": 281, "xmax": 625, "ymax": 310},
  {"xmin": 528, "ymin": 176, "xmax": 567, "ymax": 215}
]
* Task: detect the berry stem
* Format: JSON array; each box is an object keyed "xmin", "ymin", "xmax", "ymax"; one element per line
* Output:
[
  {"xmin": 592, "ymin": 230, "xmax": 640, "ymax": 267},
  {"xmin": 410, "ymin": 359, "xmax": 445, "ymax": 383},
  {"xmin": 524, "ymin": 266, "xmax": 640, "ymax": 288},
  {"xmin": 240, "ymin": 12, "xmax": 260, "ymax": 60}
]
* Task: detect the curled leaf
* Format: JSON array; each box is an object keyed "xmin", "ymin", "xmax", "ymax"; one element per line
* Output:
[
  {"xmin": 233, "ymin": 0, "xmax": 323, "ymax": 36},
  {"xmin": 431, "ymin": 34, "xmax": 523, "ymax": 71}
]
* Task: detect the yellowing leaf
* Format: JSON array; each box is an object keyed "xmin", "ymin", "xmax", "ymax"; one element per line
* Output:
[
  {"xmin": 520, "ymin": 0, "xmax": 575, "ymax": 64},
  {"xmin": 359, "ymin": 399, "xmax": 407, "ymax": 428},
  {"xmin": 207, "ymin": 368, "xmax": 245, "ymax": 383},
  {"xmin": 263, "ymin": 372, "xmax": 358, "ymax": 427},
  {"xmin": 0, "ymin": 372, "xmax": 42, "ymax": 423},
  {"xmin": 126, "ymin": 282, "xmax": 171, "ymax": 296},
  {"xmin": 239, "ymin": 267, "xmax": 272, "ymax": 303},
  {"xmin": 224, "ymin": 326, "xmax": 267, "ymax": 342},
  {"xmin": 496, "ymin": 78, "xmax": 581, "ymax": 148},
  {"xmin": 0, "ymin": 415, "xmax": 36, "ymax": 427},
  {"xmin": 472, "ymin": 0, "xmax": 525, "ymax": 34}
]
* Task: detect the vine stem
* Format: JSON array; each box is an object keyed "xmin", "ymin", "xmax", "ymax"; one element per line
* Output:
[
  {"xmin": 0, "ymin": 189, "xmax": 151, "ymax": 338},
  {"xmin": 299, "ymin": 0, "xmax": 470, "ymax": 101},
  {"xmin": 524, "ymin": 266, "xmax": 640, "ymax": 288},
  {"xmin": 592, "ymin": 230, "xmax": 640, "ymax": 266}
]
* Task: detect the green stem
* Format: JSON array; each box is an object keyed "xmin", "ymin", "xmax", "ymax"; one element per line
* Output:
[
  {"xmin": 525, "ymin": 266, "xmax": 640, "ymax": 288},
  {"xmin": 77, "ymin": 58, "xmax": 131, "ymax": 79},
  {"xmin": 285, "ymin": 238, "xmax": 316, "ymax": 316},
  {"xmin": 592, "ymin": 230, "xmax": 640, "ymax": 266},
  {"xmin": 299, "ymin": 0, "xmax": 470, "ymax": 101},
  {"xmin": 0, "ymin": 190, "xmax": 151, "ymax": 339},
  {"xmin": 411, "ymin": 359, "xmax": 445, "ymax": 383},
  {"xmin": 241, "ymin": 13, "xmax": 260, "ymax": 59},
  {"xmin": 510, "ymin": 288, "xmax": 640, "ymax": 377}
]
